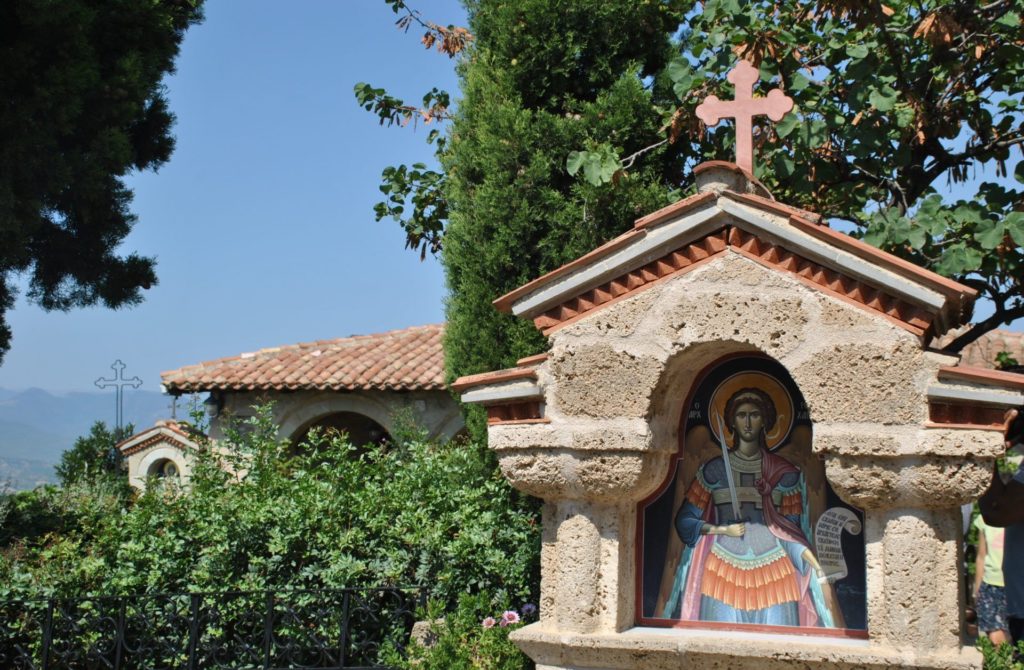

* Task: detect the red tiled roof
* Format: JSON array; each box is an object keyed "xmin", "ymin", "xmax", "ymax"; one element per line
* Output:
[
  {"xmin": 959, "ymin": 329, "xmax": 1024, "ymax": 369},
  {"xmin": 161, "ymin": 324, "xmax": 446, "ymax": 394}
]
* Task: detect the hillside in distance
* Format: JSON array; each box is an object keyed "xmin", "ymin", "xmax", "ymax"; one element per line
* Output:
[{"xmin": 0, "ymin": 388, "xmax": 176, "ymax": 490}]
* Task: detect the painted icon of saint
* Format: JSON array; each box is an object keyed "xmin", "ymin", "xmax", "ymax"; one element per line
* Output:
[{"xmin": 660, "ymin": 385, "xmax": 836, "ymax": 627}]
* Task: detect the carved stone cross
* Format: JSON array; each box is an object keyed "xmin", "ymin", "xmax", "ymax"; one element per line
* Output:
[{"xmin": 695, "ymin": 60, "xmax": 794, "ymax": 175}]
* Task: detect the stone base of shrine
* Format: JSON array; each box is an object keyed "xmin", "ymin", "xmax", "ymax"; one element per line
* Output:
[{"xmin": 512, "ymin": 625, "xmax": 981, "ymax": 670}]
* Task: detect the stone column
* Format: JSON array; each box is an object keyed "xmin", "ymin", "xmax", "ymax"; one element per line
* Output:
[
  {"xmin": 489, "ymin": 421, "xmax": 672, "ymax": 636},
  {"xmin": 825, "ymin": 432, "xmax": 1001, "ymax": 655},
  {"xmin": 548, "ymin": 500, "xmax": 635, "ymax": 634},
  {"xmin": 865, "ymin": 508, "xmax": 965, "ymax": 651}
]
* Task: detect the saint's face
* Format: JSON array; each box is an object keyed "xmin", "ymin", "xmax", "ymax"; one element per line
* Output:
[{"xmin": 732, "ymin": 401, "xmax": 764, "ymax": 444}]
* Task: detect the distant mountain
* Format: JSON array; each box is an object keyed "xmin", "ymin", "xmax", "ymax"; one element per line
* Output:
[{"xmin": 0, "ymin": 388, "xmax": 172, "ymax": 490}]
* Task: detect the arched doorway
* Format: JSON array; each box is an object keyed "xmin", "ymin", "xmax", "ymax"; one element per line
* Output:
[{"xmin": 292, "ymin": 411, "xmax": 390, "ymax": 449}]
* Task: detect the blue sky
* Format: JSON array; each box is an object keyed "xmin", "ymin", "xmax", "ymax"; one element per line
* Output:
[
  {"xmin": 1, "ymin": 1, "xmax": 1021, "ymax": 394},
  {"xmin": 1, "ymin": 1, "xmax": 467, "ymax": 393}
]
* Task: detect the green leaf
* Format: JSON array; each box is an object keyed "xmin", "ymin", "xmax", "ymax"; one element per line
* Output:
[
  {"xmin": 1015, "ymin": 161, "xmax": 1024, "ymax": 184},
  {"xmin": 673, "ymin": 80, "xmax": 693, "ymax": 99},
  {"xmin": 936, "ymin": 244, "xmax": 984, "ymax": 276},
  {"xmin": 846, "ymin": 43, "xmax": 869, "ymax": 60},
  {"xmin": 915, "ymin": 194, "xmax": 943, "ymax": 218},
  {"xmin": 975, "ymin": 219, "xmax": 1006, "ymax": 250},
  {"xmin": 887, "ymin": 215, "xmax": 913, "ymax": 244},
  {"xmin": 775, "ymin": 112, "xmax": 800, "ymax": 139},
  {"xmin": 566, "ymin": 151, "xmax": 585, "ymax": 176},
  {"xmin": 906, "ymin": 224, "xmax": 927, "ymax": 249},
  {"xmin": 789, "ymin": 72, "xmax": 811, "ymax": 92},
  {"xmin": 774, "ymin": 152, "xmax": 795, "ymax": 178},
  {"xmin": 599, "ymin": 153, "xmax": 621, "ymax": 183},
  {"xmin": 666, "ymin": 58, "xmax": 690, "ymax": 84},
  {"xmin": 1005, "ymin": 212, "xmax": 1024, "ymax": 247},
  {"xmin": 868, "ymin": 86, "xmax": 898, "ymax": 112},
  {"xmin": 997, "ymin": 11, "xmax": 1020, "ymax": 28},
  {"xmin": 862, "ymin": 225, "xmax": 887, "ymax": 247},
  {"xmin": 799, "ymin": 119, "xmax": 827, "ymax": 146},
  {"xmin": 893, "ymin": 103, "xmax": 915, "ymax": 129},
  {"xmin": 954, "ymin": 204, "xmax": 983, "ymax": 225},
  {"xmin": 583, "ymin": 155, "xmax": 603, "ymax": 185}
]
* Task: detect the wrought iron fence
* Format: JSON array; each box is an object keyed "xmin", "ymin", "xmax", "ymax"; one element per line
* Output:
[{"xmin": 0, "ymin": 587, "xmax": 423, "ymax": 670}]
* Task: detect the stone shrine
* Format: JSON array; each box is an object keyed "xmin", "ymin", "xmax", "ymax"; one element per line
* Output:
[{"xmin": 453, "ymin": 63, "xmax": 1024, "ymax": 670}]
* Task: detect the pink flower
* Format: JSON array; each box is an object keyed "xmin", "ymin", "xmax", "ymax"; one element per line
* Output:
[
  {"xmin": 499, "ymin": 610, "xmax": 520, "ymax": 627},
  {"xmin": 481, "ymin": 617, "xmax": 496, "ymax": 629}
]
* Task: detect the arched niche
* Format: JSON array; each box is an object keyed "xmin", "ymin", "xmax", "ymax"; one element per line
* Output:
[
  {"xmin": 135, "ymin": 446, "xmax": 188, "ymax": 489},
  {"xmin": 277, "ymin": 393, "xmax": 395, "ymax": 445},
  {"xmin": 291, "ymin": 411, "xmax": 390, "ymax": 449},
  {"xmin": 637, "ymin": 351, "xmax": 867, "ymax": 637},
  {"xmin": 147, "ymin": 457, "xmax": 181, "ymax": 479}
]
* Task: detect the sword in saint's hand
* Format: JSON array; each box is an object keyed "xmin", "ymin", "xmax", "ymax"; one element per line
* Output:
[{"xmin": 715, "ymin": 413, "xmax": 742, "ymax": 523}]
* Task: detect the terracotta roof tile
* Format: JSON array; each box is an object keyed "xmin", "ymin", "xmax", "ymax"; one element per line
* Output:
[
  {"xmin": 959, "ymin": 329, "xmax": 1024, "ymax": 369},
  {"xmin": 161, "ymin": 324, "xmax": 446, "ymax": 394}
]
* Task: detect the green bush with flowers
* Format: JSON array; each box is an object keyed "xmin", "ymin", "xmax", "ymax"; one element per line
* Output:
[{"xmin": 400, "ymin": 593, "xmax": 536, "ymax": 670}]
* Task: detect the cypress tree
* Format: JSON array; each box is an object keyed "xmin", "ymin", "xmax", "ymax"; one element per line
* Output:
[{"xmin": 441, "ymin": 0, "xmax": 693, "ymax": 422}]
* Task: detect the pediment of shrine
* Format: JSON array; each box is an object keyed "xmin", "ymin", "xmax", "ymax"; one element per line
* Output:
[
  {"xmin": 454, "ymin": 161, "xmax": 1024, "ymax": 670},
  {"xmin": 495, "ymin": 162, "xmax": 972, "ymax": 343}
]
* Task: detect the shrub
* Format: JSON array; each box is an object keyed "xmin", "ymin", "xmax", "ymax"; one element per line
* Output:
[
  {"xmin": 978, "ymin": 636, "xmax": 1024, "ymax": 669},
  {"xmin": 402, "ymin": 593, "xmax": 536, "ymax": 670},
  {"xmin": 1, "ymin": 405, "xmax": 541, "ymax": 608}
]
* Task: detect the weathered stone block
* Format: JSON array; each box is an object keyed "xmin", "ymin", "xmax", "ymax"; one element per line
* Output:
[
  {"xmin": 792, "ymin": 342, "xmax": 932, "ymax": 424},
  {"xmin": 657, "ymin": 291, "xmax": 810, "ymax": 359},
  {"xmin": 826, "ymin": 454, "xmax": 992, "ymax": 509},
  {"xmin": 495, "ymin": 449, "xmax": 670, "ymax": 503},
  {"xmin": 550, "ymin": 345, "xmax": 663, "ymax": 419}
]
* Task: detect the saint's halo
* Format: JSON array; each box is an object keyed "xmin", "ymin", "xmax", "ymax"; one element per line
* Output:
[{"xmin": 708, "ymin": 370, "xmax": 795, "ymax": 451}]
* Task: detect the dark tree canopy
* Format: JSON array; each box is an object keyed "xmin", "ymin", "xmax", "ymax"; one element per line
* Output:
[
  {"xmin": 0, "ymin": 0, "xmax": 204, "ymax": 363},
  {"xmin": 55, "ymin": 421, "xmax": 133, "ymax": 488},
  {"xmin": 362, "ymin": 0, "xmax": 1024, "ymax": 404}
]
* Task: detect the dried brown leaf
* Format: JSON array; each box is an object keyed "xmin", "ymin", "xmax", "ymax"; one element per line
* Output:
[{"xmin": 913, "ymin": 11, "xmax": 960, "ymax": 46}]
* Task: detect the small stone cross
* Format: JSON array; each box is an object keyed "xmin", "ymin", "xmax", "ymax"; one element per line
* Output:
[
  {"xmin": 695, "ymin": 60, "xmax": 794, "ymax": 175},
  {"xmin": 95, "ymin": 359, "xmax": 142, "ymax": 431}
]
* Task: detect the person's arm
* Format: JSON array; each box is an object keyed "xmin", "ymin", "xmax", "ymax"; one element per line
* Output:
[
  {"xmin": 974, "ymin": 529, "xmax": 987, "ymax": 598},
  {"xmin": 980, "ymin": 408, "xmax": 1024, "ymax": 528}
]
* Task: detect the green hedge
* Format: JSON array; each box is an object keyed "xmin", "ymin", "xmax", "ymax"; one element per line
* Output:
[{"xmin": 0, "ymin": 406, "xmax": 540, "ymax": 610}]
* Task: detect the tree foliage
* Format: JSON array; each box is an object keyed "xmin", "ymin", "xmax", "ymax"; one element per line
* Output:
[
  {"xmin": 0, "ymin": 0, "xmax": 204, "ymax": 363},
  {"xmin": 629, "ymin": 0, "xmax": 1024, "ymax": 352},
  {"xmin": 362, "ymin": 0, "xmax": 1024, "ymax": 387},
  {"xmin": 54, "ymin": 421, "xmax": 133, "ymax": 489}
]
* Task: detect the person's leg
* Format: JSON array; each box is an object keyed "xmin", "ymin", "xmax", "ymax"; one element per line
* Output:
[
  {"xmin": 988, "ymin": 628, "xmax": 1009, "ymax": 645},
  {"xmin": 977, "ymin": 583, "xmax": 1008, "ymax": 643}
]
